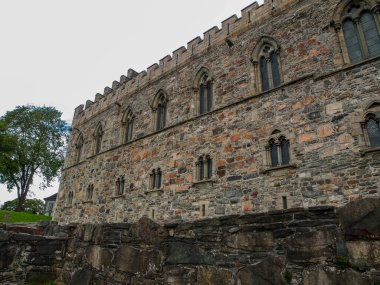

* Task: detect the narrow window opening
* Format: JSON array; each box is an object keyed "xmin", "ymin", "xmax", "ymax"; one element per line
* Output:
[
  {"xmin": 201, "ymin": 204, "xmax": 206, "ymax": 217},
  {"xmin": 282, "ymin": 196, "xmax": 288, "ymax": 210}
]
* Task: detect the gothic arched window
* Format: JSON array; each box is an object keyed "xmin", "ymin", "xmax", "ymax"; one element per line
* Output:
[
  {"xmin": 193, "ymin": 68, "xmax": 214, "ymax": 115},
  {"xmin": 364, "ymin": 114, "xmax": 380, "ymax": 148},
  {"xmin": 122, "ymin": 109, "xmax": 134, "ymax": 143},
  {"xmin": 152, "ymin": 92, "xmax": 168, "ymax": 131},
  {"xmin": 75, "ymin": 133, "xmax": 84, "ymax": 163},
  {"xmin": 252, "ymin": 37, "xmax": 282, "ymax": 92},
  {"xmin": 94, "ymin": 124, "xmax": 103, "ymax": 154},
  {"xmin": 266, "ymin": 131, "xmax": 290, "ymax": 168},
  {"xmin": 86, "ymin": 184, "xmax": 94, "ymax": 201},
  {"xmin": 340, "ymin": 1, "xmax": 380, "ymax": 63},
  {"xmin": 150, "ymin": 168, "xmax": 162, "ymax": 189},
  {"xmin": 116, "ymin": 176, "xmax": 125, "ymax": 196},
  {"xmin": 196, "ymin": 155, "xmax": 213, "ymax": 181}
]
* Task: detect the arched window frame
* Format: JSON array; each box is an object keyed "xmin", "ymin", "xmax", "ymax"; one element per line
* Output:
[
  {"xmin": 193, "ymin": 67, "xmax": 214, "ymax": 115},
  {"xmin": 149, "ymin": 168, "xmax": 163, "ymax": 190},
  {"xmin": 151, "ymin": 90, "xmax": 168, "ymax": 131},
  {"xmin": 196, "ymin": 155, "xmax": 213, "ymax": 181},
  {"xmin": 86, "ymin": 184, "xmax": 94, "ymax": 201},
  {"xmin": 251, "ymin": 36, "xmax": 283, "ymax": 93},
  {"xmin": 332, "ymin": 0, "xmax": 380, "ymax": 65},
  {"xmin": 75, "ymin": 133, "xmax": 84, "ymax": 163},
  {"xmin": 94, "ymin": 123, "xmax": 104, "ymax": 154},
  {"xmin": 115, "ymin": 176, "xmax": 125, "ymax": 196},
  {"xmin": 265, "ymin": 130, "xmax": 291, "ymax": 168},
  {"xmin": 66, "ymin": 191, "xmax": 73, "ymax": 207},
  {"xmin": 121, "ymin": 108, "xmax": 135, "ymax": 144}
]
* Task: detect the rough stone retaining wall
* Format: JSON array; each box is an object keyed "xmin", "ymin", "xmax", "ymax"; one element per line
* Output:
[{"xmin": 1, "ymin": 198, "xmax": 380, "ymax": 284}]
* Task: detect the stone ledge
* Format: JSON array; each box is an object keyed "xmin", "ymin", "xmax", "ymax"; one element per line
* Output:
[
  {"xmin": 262, "ymin": 164, "xmax": 297, "ymax": 174},
  {"xmin": 360, "ymin": 146, "xmax": 380, "ymax": 156},
  {"xmin": 144, "ymin": 189, "xmax": 164, "ymax": 195},
  {"xmin": 192, "ymin": 179, "xmax": 215, "ymax": 187},
  {"xmin": 82, "ymin": 200, "xmax": 94, "ymax": 204}
]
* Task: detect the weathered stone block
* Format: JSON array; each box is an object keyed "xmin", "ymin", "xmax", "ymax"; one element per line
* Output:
[
  {"xmin": 85, "ymin": 246, "xmax": 113, "ymax": 271},
  {"xmin": 115, "ymin": 246, "xmax": 162, "ymax": 274},
  {"xmin": 237, "ymin": 255, "xmax": 286, "ymax": 285},
  {"xmin": 166, "ymin": 242, "xmax": 215, "ymax": 265}
]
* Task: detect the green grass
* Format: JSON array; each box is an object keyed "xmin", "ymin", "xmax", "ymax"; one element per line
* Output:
[{"xmin": 0, "ymin": 210, "xmax": 52, "ymax": 223}]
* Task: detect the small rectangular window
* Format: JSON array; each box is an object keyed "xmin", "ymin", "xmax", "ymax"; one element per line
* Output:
[
  {"xmin": 201, "ymin": 204, "xmax": 206, "ymax": 217},
  {"xmin": 282, "ymin": 196, "xmax": 288, "ymax": 210}
]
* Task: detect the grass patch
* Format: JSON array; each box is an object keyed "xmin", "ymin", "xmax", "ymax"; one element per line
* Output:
[{"xmin": 0, "ymin": 210, "xmax": 52, "ymax": 223}]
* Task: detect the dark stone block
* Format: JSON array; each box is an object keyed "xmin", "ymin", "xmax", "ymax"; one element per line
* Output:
[
  {"xmin": 227, "ymin": 175, "xmax": 242, "ymax": 181},
  {"xmin": 70, "ymin": 269, "xmax": 92, "ymax": 285},
  {"xmin": 285, "ymin": 230, "xmax": 335, "ymax": 265},
  {"xmin": 0, "ymin": 244, "xmax": 17, "ymax": 269},
  {"xmin": 237, "ymin": 255, "xmax": 286, "ymax": 285},
  {"xmin": 115, "ymin": 246, "xmax": 162, "ymax": 274},
  {"xmin": 166, "ymin": 242, "xmax": 215, "ymax": 265},
  {"xmin": 337, "ymin": 198, "xmax": 380, "ymax": 239},
  {"xmin": 224, "ymin": 189, "xmax": 241, "ymax": 198}
]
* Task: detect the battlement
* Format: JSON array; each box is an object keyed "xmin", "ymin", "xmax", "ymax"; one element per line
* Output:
[{"xmin": 72, "ymin": 0, "xmax": 301, "ymax": 125}]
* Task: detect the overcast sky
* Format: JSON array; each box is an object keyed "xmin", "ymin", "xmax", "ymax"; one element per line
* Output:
[{"xmin": 0, "ymin": 0, "xmax": 263, "ymax": 205}]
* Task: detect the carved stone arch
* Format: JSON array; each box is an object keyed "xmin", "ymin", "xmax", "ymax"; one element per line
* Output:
[
  {"xmin": 251, "ymin": 36, "xmax": 281, "ymax": 63},
  {"xmin": 75, "ymin": 132, "xmax": 84, "ymax": 147},
  {"xmin": 93, "ymin": 122, "xmax": 104, "ymax": 137},
  {"xmin": 363, "ymin": 98, "xmax": 380, "ymax": 113},
  {"xmin": 151, "ymin": 89, "xmax": 169, "ymax": 110},
  {"xmin": 332, "ymin": 0, "xmax": 380, "ymax": 65},
  {"xmin": 121, "ymin": 106, "xmax": 134, "ymax": 124},
  {"xmin": 332, "ymin": 0, "xmax": 378, "ymax": 24},
  {"xmin": 251, "ymin": 36, "xmax": 282, "ymax": 93},
  {"xmin": 192, "ymin": 67, "xmax": 214, "ymax": 90}
]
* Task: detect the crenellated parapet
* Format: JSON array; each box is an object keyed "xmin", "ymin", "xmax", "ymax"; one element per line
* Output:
[{"xmin": 72, "ymin": 0, "xmax": 301, "ymax": 126}]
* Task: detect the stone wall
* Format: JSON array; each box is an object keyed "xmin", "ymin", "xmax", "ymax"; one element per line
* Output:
[
  {"xmin": 1, "ymin": 199, "xmax": 380, "ymax": 284},
  {"xmin": 54, "ymin": 0, "xmax": 380, "ymax": 224}
]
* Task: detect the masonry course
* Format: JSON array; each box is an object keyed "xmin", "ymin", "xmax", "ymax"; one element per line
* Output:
[
  {"xmin": 1, "ymin": 198, "xmax": 380, "ymax": 284},
  {"xmin": 54, "ymin": 0, "xmax": 380, "ymax": 224}
]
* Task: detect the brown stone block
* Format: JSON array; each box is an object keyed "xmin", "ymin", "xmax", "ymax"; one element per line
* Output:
[
  {"xmin": 197, "ymin": 267, "xmax": 233, "ymax": 285},
  {"xmin": 299, "ymin": 133, "xmax": 314, "ymax": 143},
  {"xmin": 230, "ymin": 133, "xmax": 241, "ymax": 142},
  {"xmin": 318, "ymin": 124, "xmax": 334, "ymax": 138},
  {"xmin": 85, "ymin": 245, "xmax": 113, "ymax": 270},
  {"xmin": 224, "ymin": 144, "xmax": 233, "ymax": 152},
  {"xmin": 318, "ymin": 184, "xmax": 337, "ymax": 191}
]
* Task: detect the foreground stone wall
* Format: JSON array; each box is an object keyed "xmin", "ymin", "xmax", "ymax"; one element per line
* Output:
[{"xmin": 1, "ymin": 199, "xmax": 380, "ymax": 284}]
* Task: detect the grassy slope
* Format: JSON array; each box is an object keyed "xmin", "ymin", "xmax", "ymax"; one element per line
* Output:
[{"xmin": 0, "ymin": 210, "xmax": 52, "ymax": 223}]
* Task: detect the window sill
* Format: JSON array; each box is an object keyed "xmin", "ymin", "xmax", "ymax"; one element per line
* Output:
[
  {"xmin": 192, "ymin": 179, "xmax": 215, "ymax": 187},
  {"xmin": 262, "ymin": 164, "xmax": 297, "ymax": 174},
  {"xmin": 111, "ymin": 195, "xmax": 125, "ymax": 199},
  {"xmin": 82, "ymin": 200, "xmax": 93, "ymax": 204},
  {"xmin": 360, "ymin": 147, "xmax": 380, "ymax": 156},
  {"xmin": 145, "ymin": 188, "xmax": 163, "ymax": 195}
]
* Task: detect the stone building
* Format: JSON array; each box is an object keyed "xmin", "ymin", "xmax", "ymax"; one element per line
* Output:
[{"xmin": 54, "ymin": 0, "xmax": 380, "ymax": 224}]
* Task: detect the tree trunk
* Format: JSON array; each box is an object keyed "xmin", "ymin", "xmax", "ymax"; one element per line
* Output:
[{"xmin": 15, "ymin": 197, "xmax": 26, "ymax": 212}]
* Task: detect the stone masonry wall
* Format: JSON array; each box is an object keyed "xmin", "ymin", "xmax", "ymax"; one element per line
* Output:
[
  {"xmin": 54, "ymin": 0, "xmax": 380, "ymax": 223},
  {"xmin": 1, "ymin": 198, "xmax": 380, "ymax": 284}
]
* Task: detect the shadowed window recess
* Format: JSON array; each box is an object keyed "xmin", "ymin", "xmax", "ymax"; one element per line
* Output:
[
  {"xmin": 150, "ymin": 168, "xmax": 162, "ymax": 189},
  {"xmin": 342, "ymin": 1, "xmax": 380, "ymax": 63},
  {"xmin": 266, "ymin": 131, "xmax": 290, "ymax": 167},
  {"xmin": 196, "ymin": 155, "xmax": 213, "ymax": 181}
]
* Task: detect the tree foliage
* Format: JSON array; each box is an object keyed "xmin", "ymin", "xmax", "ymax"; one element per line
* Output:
[
  {"xmin": 1, "ymin": 198, "xmax": 45, "ymax": 214},
  {"xmin": 0, "ymin": 105, "xmax": 67, "ymax": 211}
]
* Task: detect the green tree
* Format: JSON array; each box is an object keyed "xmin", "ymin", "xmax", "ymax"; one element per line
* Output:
[
  {"xmin": 1, "ymin": 198, "xmax": 45, "ymax": 214},
  {"xmin": 0, "ymin": 121, "xmax": 17, "ymax": 153},
  {"xmin": 0, "ymin": 105, "xmax": 67, "ymax": 211}
]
